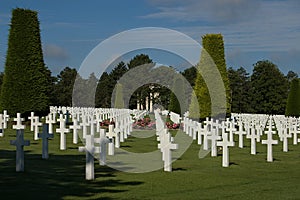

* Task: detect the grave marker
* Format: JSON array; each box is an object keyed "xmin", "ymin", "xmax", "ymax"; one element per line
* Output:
[
  {"xmin": 281, "ymin": 128, "xmax": 291, "ymax": 152},
  {"xmin": 0, "ymin": 114, "xmax": 4, "ymax": 137},
  {"xmin": 56, "ymin": 114, "xmax": 70, "ymax": 150},
  {"xmin": 95, "ymin": 129, "xmax": 111, "ymax": 166},
  {"xmin": 69, "ymin": 118, "xmax": 81, "ymax": 144},
  {"xmin": 247, "ymin": 127, "xmax": 258, "ymax": 155},
  {"xmin": 262, "ymin": 119, "xmax": 278, "ymax": 162},
  {"xmin": 235, "ymin": 121, "xmax": 246, "ymax": 148},
  {"xmin": 158, "ymin": 132, "xmax": 178, "ymax": 172},
  {"xmin": 106, "ymin": 124, "xmax": 117, "ymax": 154},
  {"xmin": 3, "ymin": 110, "xmax": 9, "ymax": 129},
  {"xmin": 217, "ymin": 132, "xmax": 235, "ymax": 167},
  {"xmin": 10, "ymin": 129, "xmax": 30, "ymax": 172},
  {"xmin": 13, "ymin": 113, "xmax": 25, "ymax": 130},
  {"xmin": 79, "ymin": 134, "xmax": 100, "ymax": 180},
  {"xmin": 45, "ymin": 113, "xmax": 56, "ymax": 134},
  {"xmin": 32, "ymin": 116, "xmax": 42, "ymax": 140},
  {"xmin": 38, "ymin": 124, "xmax": 54, "ymax": 159},
  {"xmin": 207, "ymin": 128, "xmax": 221, "ymax": 157},
  {"xmin": 28, "ymin": 112, "xmax": 35, "ymax": 131}
]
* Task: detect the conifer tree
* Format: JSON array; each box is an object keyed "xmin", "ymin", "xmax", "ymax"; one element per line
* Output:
[
  {"xmin": 1, "ymin": 8, "xmax": 50, "ymax": 116},
  {"xmin": 189, "ymin": 34, "xmax": 231, "ymax": 120}
]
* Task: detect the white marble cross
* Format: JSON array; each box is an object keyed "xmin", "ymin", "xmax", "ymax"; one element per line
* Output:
[
  {"xmin": 80, "ymin": 114, "xmax": 89, "ymax": 139},
  {"xmin": 202, "ymin": 123, "xmax": 211, "ymax": 151},
  {"xmin": 0, "ymin": 114, "xmax": 4, "ymax": 137},
  {"xmin": 191, "ymin": 121, "xmax": 198, "ymax": 140},
  {"xmin": 56, "ymin": 114, "xmax": 70, "ymax": 150},
  {"xmin": 226, "ymin": 121, "xmax": 236, "ymax": 142},
  {"xmin": 45, "ymin": 113, "xmax": 56, "ymax": 134},
  {"xmin": 32, "ymin": 116, "xmax": 42, "ymax": 140},
  {"xmin": 281, "ymin": 128, "xmax": 291, "ymax": 152},
  {"xmin": 197, "ymin": 122, "xmax": 205, "ymax": 145},
  {"xmin": 235, "ymin": 121, "xmax": 246, "ymax": 148},
  {"xmin": 247, "ymin": 127, "xmax": 258, "ymax": 155},
  {"xmin": 217, "ymin": 132, "xmax": 235, "ymax": 167},
  {"xmin": 290, "ymin": 124, "xmax": 299, "ymax": 145},
  {"xmin": 207, "ymin": 128, "xmax": 221, "ymax": 157},
  {"xmin": 79, "ymin": 134, "xmax": 100, "ymax": 180},
  {"xmin": 95, "ymin": 114, "xmax": 102, "ymax": 133},
  {"xmin": 90, "ymin": 115, "xmax": 95, "ymax": 136},
  {"xmin": 12, "ymin": 113, "xmax": 25, "ymax": 130},
  {"xmin": 3, "ymin": 110, "xmax": 9, "ymax": 129},
  {"xmin": 262, "ymin": 118, "xmax": 278, "ymax": 162},
  {"xmin": 158, "ymin": 132, "xmax": 178, "ymax": 172},
  {"xmin": 95, "ymin": 129, "xmax": 111, "ymax": 166},
  {"xmin": 106, "ymin": 124, "xmax": 118, "ymax": 154},
  {"xmin": 28, "ymin": 112, "xmax": 35, "ymax": 131},
  {"xmin": 69, "ymin": 118, "xmax": 81, "ymax": 144}
]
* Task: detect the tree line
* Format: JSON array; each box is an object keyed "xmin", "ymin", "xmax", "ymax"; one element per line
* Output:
[{"xmin": 2, "ymin": 55, "xmax": 294, "ymax": 116}]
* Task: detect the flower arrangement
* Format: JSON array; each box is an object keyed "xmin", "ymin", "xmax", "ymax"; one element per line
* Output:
[
  {"xmin": 133, "ymin": 115, "xmax": 156, "ymax": 130},
  {"xmin": 166, "ymin": 121, "xmax": 180, "ymax": 129},
  {"xmin": 100, "ymin": 119, "xmax": 115, "ymax": 128},
  {"xmin": 165, "ymin": 115, "xmax": 180, "ymax": 130}
]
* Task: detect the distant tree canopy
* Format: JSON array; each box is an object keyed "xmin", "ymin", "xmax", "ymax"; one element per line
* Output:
[
  {"xmin": 53, "ymin": 67, "xmax": 77, "ymax": 106},
  {"xmin": 0, "ymin": 8, "xmax": 51, "ymax": 116},
  {"xmin": 250, "ymin": 60, "xmax": 289, "ymax": 114},
  {"xmin": 228, "ymin": 67, "xmax": 251, "ymax": 113}
]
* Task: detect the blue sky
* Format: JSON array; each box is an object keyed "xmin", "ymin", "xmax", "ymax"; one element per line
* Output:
[{"xmin": 0, "ymin": 0, "xmax": 299, "ymax": 76}]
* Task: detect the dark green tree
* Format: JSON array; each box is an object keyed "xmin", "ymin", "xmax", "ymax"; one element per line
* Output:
[
  {"xmin": 127, "ymin": 54, "xmax": 153, "ymax": 109},
  {"xmin": 112, "ymin": 83, "xmax": 125, "ymax": 108},
  {"xmin": 286, "ymin": 70, "xmax": 298, "ymax": 92},
  {"xmin": 189, "ymin": 34, "xmax": 230, "ymax": 120},
  {"xmin": 0, "ymin": 72, "xmax": 4, "ymax": 97},
  {"xmin": 285, "ymin": 78, "xmax": 300, "ymax": 117},
  {"xmin": 127, "ymin": 54, "xmax": 152, "ymax": 69},
  {"xmin": 168, "ymin": 92, "xmax": 180, "ymax": 114},
  {"xmin": 53, "ymin": 67, "xmax": 77, "ymax": 106},
  {"xmin": 95, "ymin": 72, "xmax": 112, "ymax": 108},
  {"xmin": 1, "ymin": 8, "xmax": 50, "ymax": 116},
  {"xmin": 250, "ymin": 60, "xmax": 289, "ymax": 114},
  {"xmin": 181, "ymin": 66, "xmax": 197, "ymax": 88},
  {"xmin": 228, "ymin": 67, "xmax": 251, "ymax": 113},
  {"xmin": 95, "ymin": 61, "xmax": 127, "ymax": 108},
  {"xmin": 168, "ymin": 75, "xmax": 187, "ymax": 114}
]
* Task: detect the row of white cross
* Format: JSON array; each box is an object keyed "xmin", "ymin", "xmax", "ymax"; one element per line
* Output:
[
  {"xmin": 182, "ymin": 112, "xmax": 300, "ymax": 167},
  {"xmin": 0, "ymin": 108, "xmax": 147, "ymax": 175},
  {"xmin": 154, "ymin": 110, "xmax": 178, "ymax": 172}
]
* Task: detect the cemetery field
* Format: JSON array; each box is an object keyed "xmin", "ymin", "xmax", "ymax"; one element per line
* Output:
[{"xmin": 0, "ymin": 126, "xmax": 300, "ymax": 199}]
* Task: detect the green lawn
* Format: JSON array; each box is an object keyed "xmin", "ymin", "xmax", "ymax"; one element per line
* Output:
[{"xmin": 0, "ymin": 125, "xmax": 300, "ymax": 199}]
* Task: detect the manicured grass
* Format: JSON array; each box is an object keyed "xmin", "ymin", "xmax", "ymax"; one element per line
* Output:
[{"xmin": 0, "ymin": 125, "xmax": 300, "ymax": 199}]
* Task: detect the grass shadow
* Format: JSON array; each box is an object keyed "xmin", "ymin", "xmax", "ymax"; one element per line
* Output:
[{"xmin": 0, "ymin": 149, "xmax": 143, "ymax": 199}]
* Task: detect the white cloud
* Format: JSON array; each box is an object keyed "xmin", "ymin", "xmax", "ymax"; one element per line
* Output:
[
  {"xmin": 43, "ymin": 44, "xmax": 69, "ymax": 61},
  {"xmin": 144, "ymin": 0, "xmax": 261, "ymax": 24},
  {"xmin": 144, "ymin": 0, "xmax": 300, "ymax": 53}
]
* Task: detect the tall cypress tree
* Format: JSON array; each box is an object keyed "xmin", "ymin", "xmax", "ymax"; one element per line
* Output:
[
  {"xmin": 1, "ymin": 8, "xmax": 50, "ymax": 116},
  {"xmin": 285, "ymin": 78, "xmax": 300, "ymax": 117},
  {"xmin": 189, "ymin": 34, "xmax": 231, "ymax": 120}
]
